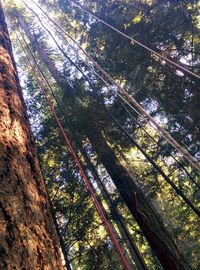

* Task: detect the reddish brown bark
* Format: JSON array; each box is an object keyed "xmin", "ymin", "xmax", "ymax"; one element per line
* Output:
[{"xmin": 0, "ymin": 3, "xmax": 64, "ymax": 269}]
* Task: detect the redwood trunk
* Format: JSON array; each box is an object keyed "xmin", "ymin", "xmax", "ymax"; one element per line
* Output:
[
  {"xmin": 0, "ymin": 4, "xmax": 64, "ymax": 270},
  {"xmin": 19, "ymin": 17, "xmax": 191, "ymax": 270}
]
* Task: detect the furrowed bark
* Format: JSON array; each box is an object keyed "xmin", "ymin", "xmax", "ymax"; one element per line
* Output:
[{"xmin": 0, "ymin": 4, "xmax": 64, "ymax": 270}]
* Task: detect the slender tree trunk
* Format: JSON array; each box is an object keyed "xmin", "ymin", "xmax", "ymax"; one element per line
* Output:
[
  {"xmin": 80, "ymin": 149, "xmax": 147, "ymax": 269},
  {"xmin": 0, "ymin": 4, "xmax": 64, "ymax": 270},
  {"xmin": 62, "ymin": 118, "xmax": 146, "ymax": 269},
  {"xmin": 19, "ymin": 18, "xmax": 191, "ymax": 270},
  {"xmin": 91, "ymin": 181, "xmax": 135, "ymax": 269},
  {"xmin": 90, "ymin": 168, "xmax": 148, "ymax": 270},
  {"xmin": 94, "ymin": 178, "xmax": 144, "ymax": 270}
]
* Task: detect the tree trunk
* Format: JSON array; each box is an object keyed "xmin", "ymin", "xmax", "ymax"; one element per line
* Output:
[
  {"xmin": 0, "ymin": 4, "xmax": 64, "ymax": 270},
  {"xmin": 61, "ymin": 118, "xmax": 146, "ymax": 269},
  {"xmin": 18, "ymin": 17, "xmax": 191, "ymax": 270},
  {"xmin": 90, "ymin": 168, "xmax": 148, "ymax": 270},
  {"xmin": 91, "ymin": 182, "xmax": 135, "ymax": 269},
  {"xmin": 87, "ymin": 130, "xmax": 190, "ymax": 270}
]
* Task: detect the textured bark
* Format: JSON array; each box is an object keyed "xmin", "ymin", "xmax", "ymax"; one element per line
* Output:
[
  {"xmin": 19, "ymin": 17, "xmax": 191, "ymax": 270},
  {"xmin": 0, "ymin": 4, "xmax": 64, "ymax": 270}
]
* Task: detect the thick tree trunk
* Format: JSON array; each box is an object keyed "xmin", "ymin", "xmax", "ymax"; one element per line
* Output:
[
  {"xmin": 0, "ymin": 4, "xmax": 64, "ymax": 270},
  {"xmin": 87, "ymin": 130, "xmax": 190, "ymax": 270},
  {"xmin": 19, "ymin": 18, "xmax": 191, "ymax": 270}
]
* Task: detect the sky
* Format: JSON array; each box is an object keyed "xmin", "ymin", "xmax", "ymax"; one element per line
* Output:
[
  {"xmin": 3, "ymin": 0, "xmax": 47, "ymax": 115},
  {"xmin": 3, "ymin": 0, "xmax": 44, "ymax": 24}
]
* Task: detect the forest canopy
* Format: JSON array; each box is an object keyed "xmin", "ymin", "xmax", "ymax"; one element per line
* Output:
[{"xmin": 2, "ymin": 0, "xmax": 200, "ymax": 269}]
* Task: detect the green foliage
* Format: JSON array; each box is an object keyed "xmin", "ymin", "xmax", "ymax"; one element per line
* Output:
[{"xmin": 7, "ymin": 0, "xmax": 200, "ymax": 268}]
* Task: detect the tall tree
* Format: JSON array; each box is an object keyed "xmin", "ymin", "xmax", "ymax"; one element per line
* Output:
[
  {"xmin": 17, "ymin": 14, "xmax": 192, "ymax": 270},
  {"xmin": 19, "ymin": 0, "xmax": 200, "ymax": 268},
  {"xmin": 0, "ymin": 3, "xmax": 64, "ymax": 269}
]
